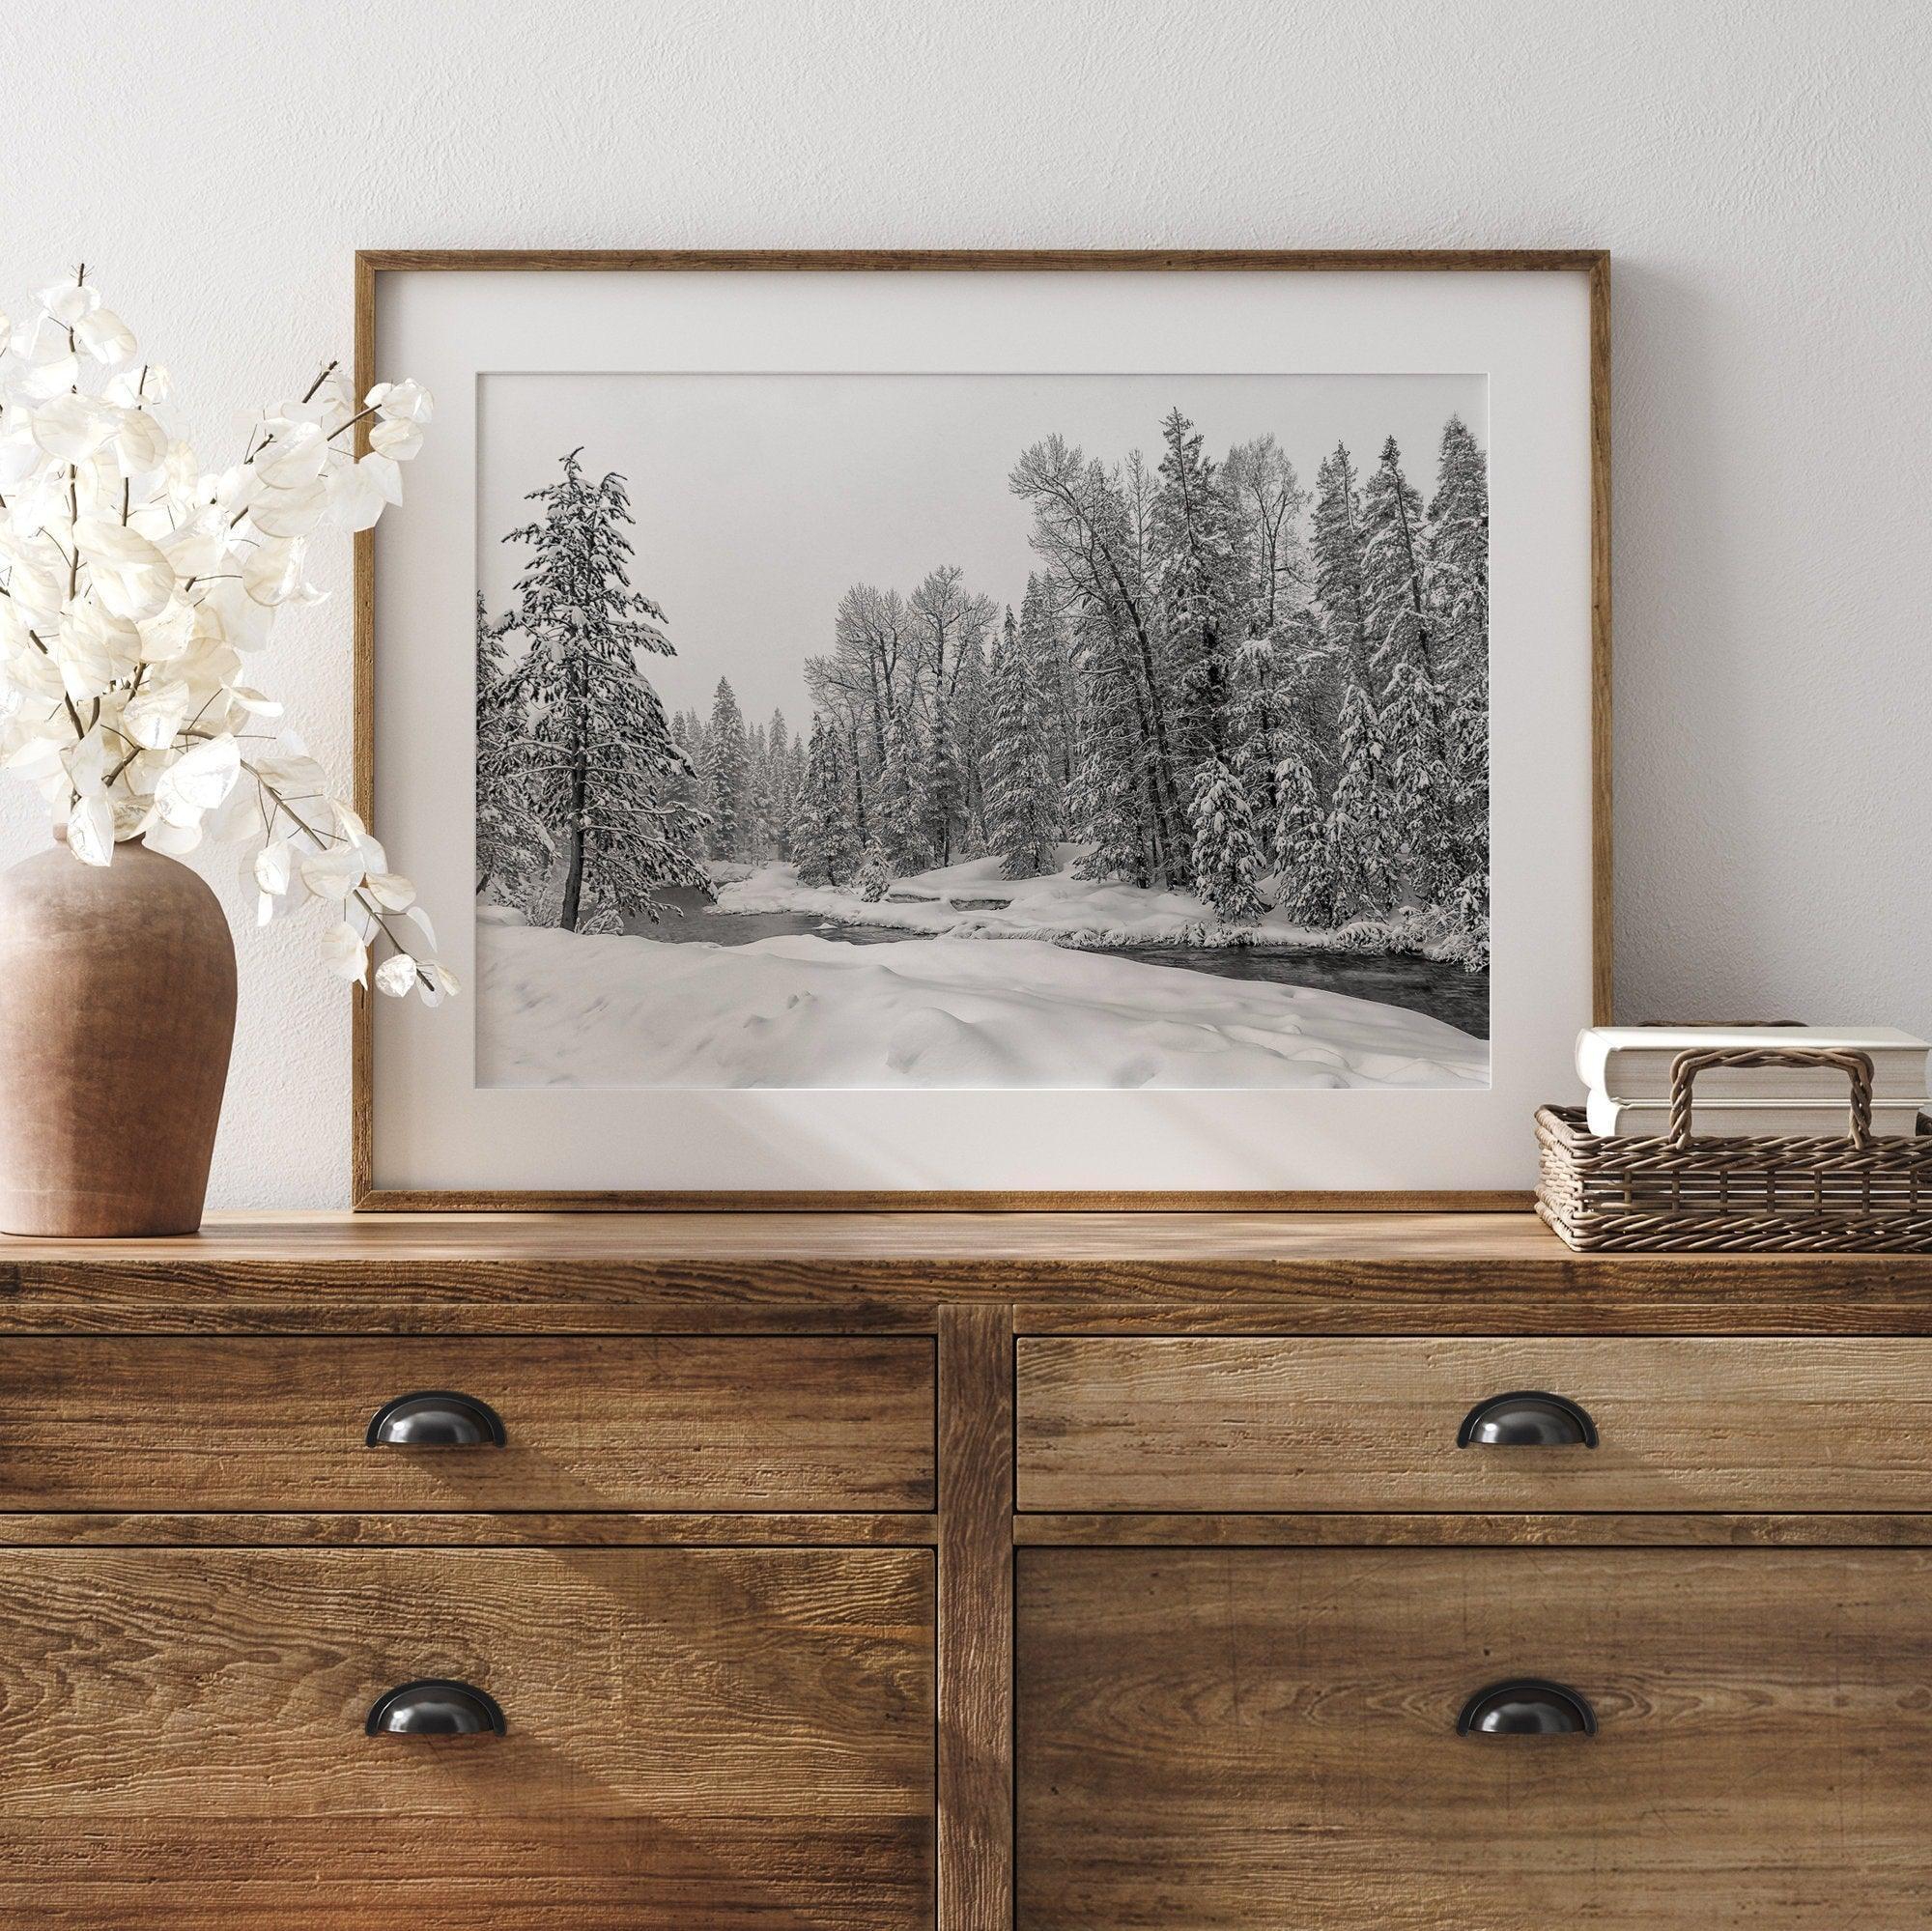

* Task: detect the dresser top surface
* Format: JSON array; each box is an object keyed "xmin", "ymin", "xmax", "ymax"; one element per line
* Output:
[
  {"xmin": 8, "ymin": 1208, "xmax": 1588, "ymax": 1267},
  {"xmin": 3, "ymin": 1211, "xmax": 1927, "ymax": 1335}
]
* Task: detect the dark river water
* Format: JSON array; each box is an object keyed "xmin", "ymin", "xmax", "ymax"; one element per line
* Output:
[{"xmin": 628, "ymin": 886, "xmax": 1488, "ymax": 1039}]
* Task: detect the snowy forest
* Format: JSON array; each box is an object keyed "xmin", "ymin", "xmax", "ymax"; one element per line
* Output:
[{"xmin": 476, "ymin": 406, "xmax": 1489, "ymax": 974}]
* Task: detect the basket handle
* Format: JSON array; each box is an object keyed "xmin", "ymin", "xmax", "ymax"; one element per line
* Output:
[{"xmin": 1666, "ymin": 1047, "xmax": 1876, "ymax": 1150}]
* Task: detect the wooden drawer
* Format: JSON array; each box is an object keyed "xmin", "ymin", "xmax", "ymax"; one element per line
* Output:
[
  {"xmin": 1019, "ymin": 1546, "xmax": 1932, "ymax": 1928},
  {"xmin": 0, "ymin": 1335, "xmax": 934, "ymax": 1512},
  {"xmin": 1016, "ymin": 1335, "xmax": 1932, "ymax": 1512},
  {"xmin": 0, "ymin": 1546, "xmax": 933, "ymax": 1928}
]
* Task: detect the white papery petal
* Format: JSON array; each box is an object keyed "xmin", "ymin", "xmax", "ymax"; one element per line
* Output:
[
  {"xmin": 67, "ymin": 792, "xmax": 115, "ymax": 866},
  {"xmin": 39, "ymin": 280, "xmax": 100, "ymax": 324},
  {"xmin": 330, "ymin": 798, "xmax": 368, "ymax": 842},
  {"xmin": 325, "ymin": 459, "xmax": 388, "ymax": 532},
  {"xmin": 0, "ymin": 416, "xmax": 46, "ymax": 487},
  {"xmin": 194, "ymin": 577, "xmax": 276, "ymax": 652},
  {"xmin": 20, "ymin": 352, "xmax": 81, "ymax": 399},
  {"xmin": 72, "ymin": 448, "xmax": 129, "ymax": 525},
  {"xmin": 252, "ymin": 421, "xmax": 328, "ymax": 489},
  {"xmin": 104, "ymin": 362, "xmax": 167, "ymax": 405},
  {"xmin": 299, "ymin": 842, "xmax": 366, "ymax": 899},
  {"xmin": 30, "ymin": 393, "xmax": 120, "ymax": 461},
  {"xmin": 2, "ymin": 638, "xmax": 67, "ymax": 706},
  {"xmin": 156, "ymin": 513, "xmax": 224, "ymax": 582},
  {"xmin": 122, "ymin": 675, "xmax": 191, "ymax": 749},
  {"xmin": 418, "ymin": 960, "xmax": 459, "ymax": 1005},
  {"xmin": 6, "ymin": 472, "xmax": 69, "ymax": 541},
  {"xmin": 143, "ymin": 815, "xmax": 203, "ymax": 855},
  {"xmin": 254, "ymin": 838, "xmax": 293, "ymax": 896},
  {"xmin": 212, "ymin": 464, "xmax": 263, "ymax": 519},
  {"xmin": 111, "ymin": 795, "xmax": 156, "ymax": 838},
  {"xmin": 242, "ymin": 536, "xmax": 304, "ymax": 607},
  {"xmin": 374, "ymin": 952, "xmax": 418, "ymax": 997},
  {"xmin": 226, "ymin": 684, "xmax": 284, "ymax": 719},
  {"xmin": 54, "ymin": 604, "xmax": 141, "ymax": 702},
  {"xmin": 373, "ymin": 379, "xmax": 433, "ymax": 423},
  {"xmin": 0, "ymin": 529, "xmax": 68, "ymax": 624},
  {"xmin": 321, "ymin": 920, "xmax": 368, "ymax": 984},
  {"xmin": 308, "ymin": 366, "xmax": 352, "ymax": 419},
  {"xmin": 270, "ymin": 396, "xmax": 328, "ymax": 429},
  {"xmin": 74, "ymin": 309, "xmax": 135, "ymax": 365},
  {"xmin": 62, "ymin": 725, "xmax": 110, "ymax": 794},
  {"xmin": 365, "ymin": 870, "xmax": 415, "ymax": 911},
  {"xmin": 251, "ymin": 748, "xmax": 329, "ymax": 801},
  {"xmin": 158, "ymin": 439, "xmax": 199, "ymax": 502},
  {"xmin": 73, "ymin": 519, "xmax": 175, "ymax": 622},
  {"xmin": 404, "ymin": 903, "xmax": 439, "ymax": 954},
  {"xmin": 363, "ymin": 451, "xmax": 403, "ymax": 506},
  {"xmin": 154, "ymin": 733, "xmax": 240, "ymax": 820},
  {"xmin": 114, "ymin": 409, "xmax": 169, "ymax": 475},
  {"xmin": 4, "ymin": 728, "xmax": 66, "ymax": 779},
  {"xmin": 368, "ymin": 416, "xmax": 423, "ymax": 462},
  {"xmin": 136, "ymin": 599, "xmax": 197, "ymax": 664},
  {"xmin": 248, "ymin": 476, "xmax": 328, "ymax": 538}
]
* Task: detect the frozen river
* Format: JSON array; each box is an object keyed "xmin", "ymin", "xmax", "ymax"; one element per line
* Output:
[{"xmin": 630, "ymin": 887, "xmax": 1488, "ymax": 1038}]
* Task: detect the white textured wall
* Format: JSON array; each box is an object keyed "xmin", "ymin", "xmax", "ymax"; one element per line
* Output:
[{"xmin": 3, "ymin": 0, "xmax": 1926, "ymax": 1207}]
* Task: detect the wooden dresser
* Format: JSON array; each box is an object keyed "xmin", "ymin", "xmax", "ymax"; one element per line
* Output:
[{"xmin": 3, "ymin": 1211, "xmax": 1930, "ymax": 1928}]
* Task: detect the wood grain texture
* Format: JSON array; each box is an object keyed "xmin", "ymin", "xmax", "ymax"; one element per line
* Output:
[
  {"xmin": 938, "ymin": 1305, "xmax": 1015, "ymax": 1931},
  {"xmin": 0, "ymin": 1546, "xmax": 934, "ymax": 1928},
  {"xmin": 0, "ymin": 1334, "xmax": 933, "ymax": 1512},
  {"xmin": 1016, "ymin": 1335, "xmax": 1932, "ymax": 1513},
  {"xmin": 354, "ymin": 248, "xmax": 1608, "ymax": 1210},
  {"xmin": 351, "ymin": 248, "xmax": 378, "ymax": 1210},
  {"xmin": 0, "ymin": 1510, "xmax": 936, "ymax": 1547},
  {"xmin": 1015, "ymin": 1512, "xmax": 1932, "ymax": 1548},
  {"xmin": 8, "ymin": 1211, "xmax": 1932, "ymax": 1336},
  {"xmin": 358, "ymin": 247, "xmax": 1612, "ymax": 275},
  {"xmin": 1589, "ymin": 250, "xmax": 1613, "ymax": 1024},
  {"xmin": 358, "ymin": 1187, "xmax": 1533, "ymax": 1213},
  {"xmin": 1018, "ymin": 1546, "xmax": 1932, "ymax": 1928}
]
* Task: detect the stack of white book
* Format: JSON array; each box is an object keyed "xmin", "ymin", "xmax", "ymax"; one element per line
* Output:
[{"xmin": 1577, "ymin": 1026, "xmax": 1931, "ymax": 1139}]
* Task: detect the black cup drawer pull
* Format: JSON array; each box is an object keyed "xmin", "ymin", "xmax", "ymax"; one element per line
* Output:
[
  {"xmin": 1458, "ymin": 1679, "xmax": 1596, "ymax": 1737},
  {"xmin": 366, "ymin": 1678, "xmax": 506, "ymax": 1737},
  {"xmin": 1457, "ymin": 1391, "xmax": 1597, "ymax": 1448},
  {"xmin": 365, "ymin": 1390, "xmax": 506, "ymax": 1448}
]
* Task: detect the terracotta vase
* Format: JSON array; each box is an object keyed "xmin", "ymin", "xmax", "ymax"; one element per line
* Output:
[{"xmin": 0, "ymin": 838, "xmax": 237, "ymax": 1236}]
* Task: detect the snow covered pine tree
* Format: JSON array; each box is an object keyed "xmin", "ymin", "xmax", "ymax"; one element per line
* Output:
[
  {"xmin": 985, "ymin": 603, "xmax": 1058, "ymax": 879},
  {"xmin": 793, "ymin": 714, "xmax": 860, "ymax": 886},
  {"xmin": 496, "ymin": 449, "xmax": 709, "ymax": 933},
  {"xmin": 474, "ymin": 592, "xmax": 551, "ymax": 906},
  {"xmin": 1189, "ymin": 749, "xmax": 1266, "ymax": 923},
  {"xmin": 705, "ymin": 677, "xmax": 750, "ymax": 861},
  {"xmin": 1363, "ymin": 435, "xmax": 1459, "ymax": 911}
]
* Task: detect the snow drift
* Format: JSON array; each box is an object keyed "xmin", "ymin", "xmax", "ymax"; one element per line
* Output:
[{"xmin": 477, "ymin": 920, "xmax": 1488, "ymax": 1091}]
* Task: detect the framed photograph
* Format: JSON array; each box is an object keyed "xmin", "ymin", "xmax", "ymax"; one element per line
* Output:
[{"xmin": 355, "ymin": 249, "xmax": 1608, "ymax": 1207}]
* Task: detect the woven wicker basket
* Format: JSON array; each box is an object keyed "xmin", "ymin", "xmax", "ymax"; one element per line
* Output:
[{"xmin": 1537, "ymin": 1046, "xmax": 1932, "ymax": 1253}]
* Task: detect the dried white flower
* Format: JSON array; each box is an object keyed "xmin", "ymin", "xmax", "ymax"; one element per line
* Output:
[{"xmin": 0, "ymin": 270, "xmax": 447, "ymax": 1000}]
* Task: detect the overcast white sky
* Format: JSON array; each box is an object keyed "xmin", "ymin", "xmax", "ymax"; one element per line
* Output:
[{"xmin": 477, "ymin": 372, "xmax": 1486, "ymax": 730}]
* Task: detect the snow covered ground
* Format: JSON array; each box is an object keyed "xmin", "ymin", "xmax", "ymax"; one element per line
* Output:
[
  {"xmin": 476, "ymin": 915, "xmax": 1489, "ymax": 1090},
  {"xmin": 713, "ymin": 853, "xmax": 1482, "ymax": 967}
]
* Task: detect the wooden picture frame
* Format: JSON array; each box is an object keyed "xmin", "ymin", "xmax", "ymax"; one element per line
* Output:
[{"xmin": 354, "ymin": 248, "xmax": 1610, "ymax": 1211}]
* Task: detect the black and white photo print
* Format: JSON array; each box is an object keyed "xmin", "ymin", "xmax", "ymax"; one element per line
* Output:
[{"xmin": 471, "ymin": 372, "xmax": 1490, "ymax": 1092}]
